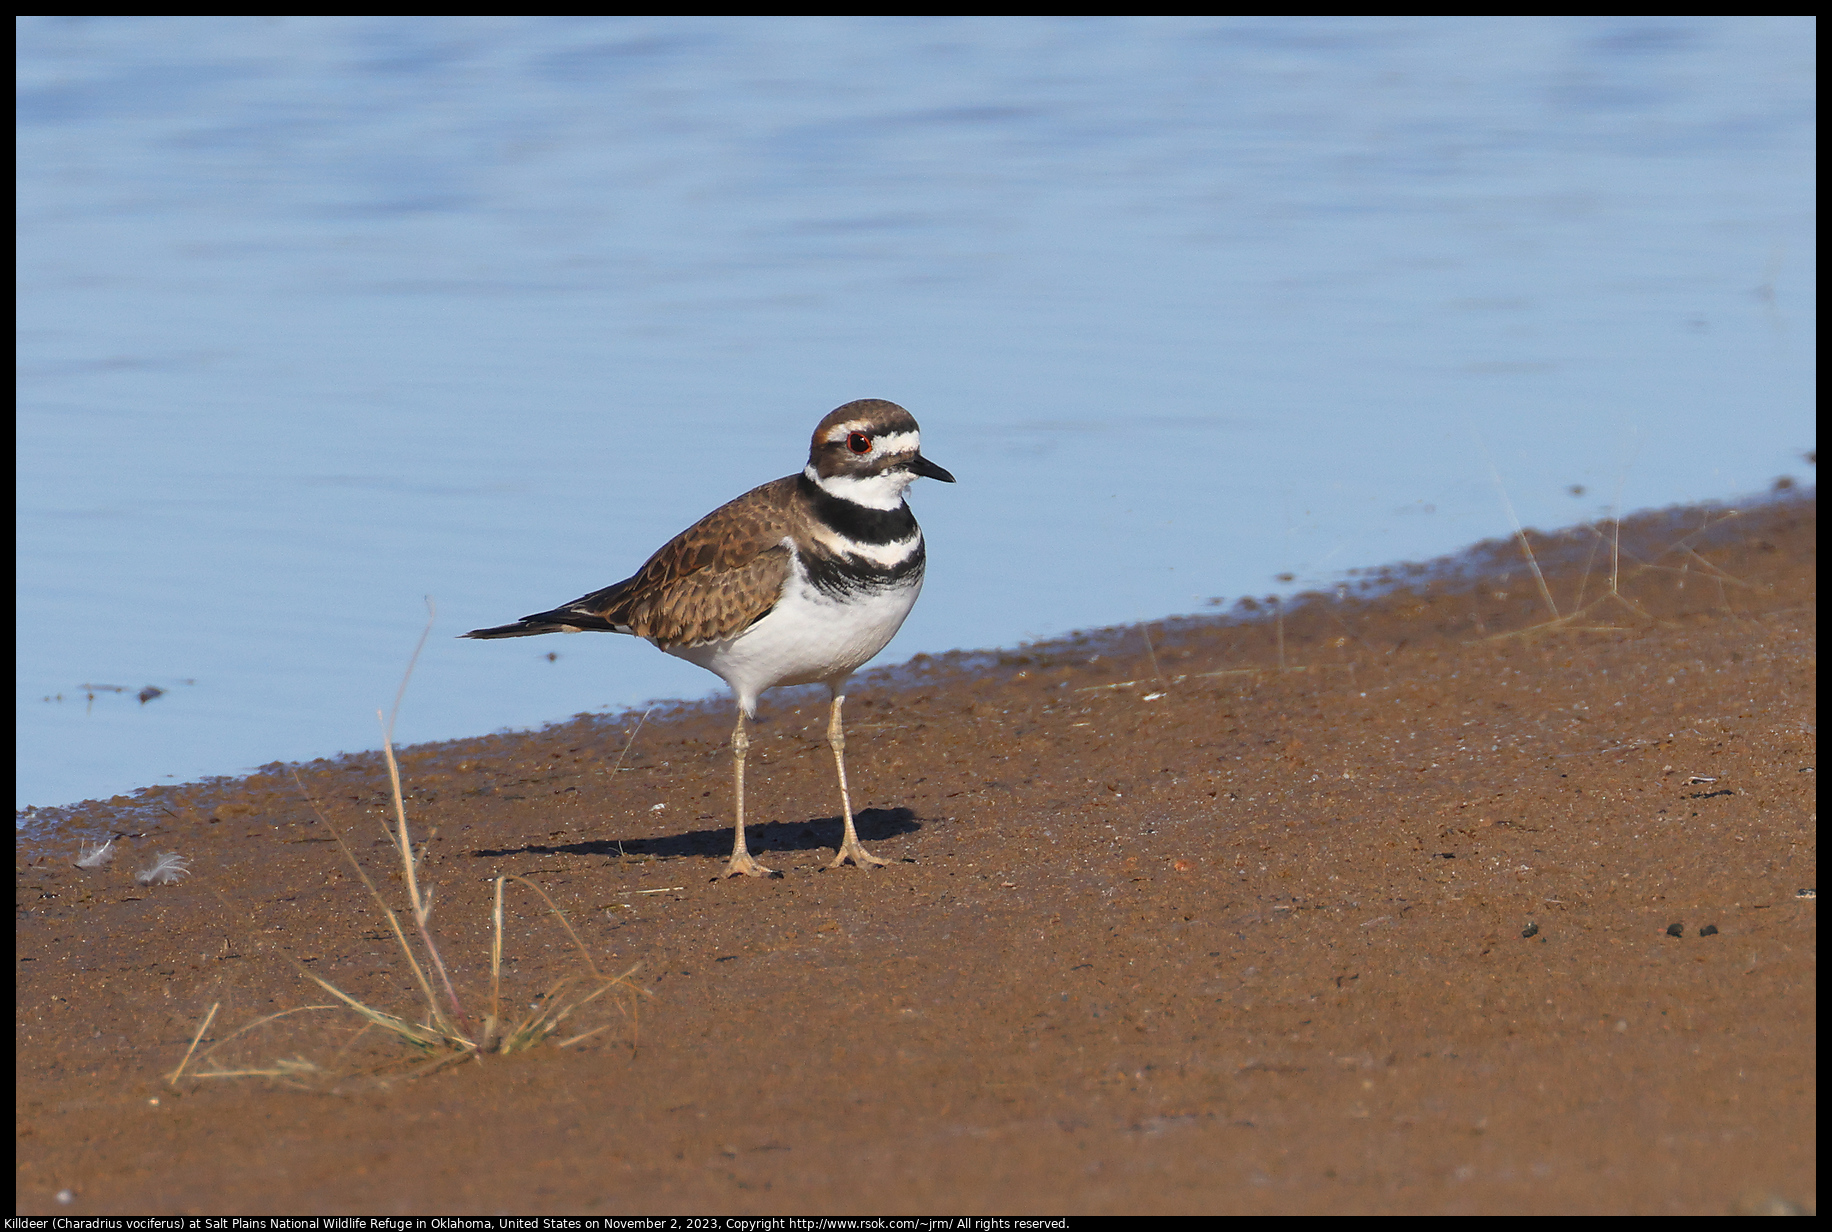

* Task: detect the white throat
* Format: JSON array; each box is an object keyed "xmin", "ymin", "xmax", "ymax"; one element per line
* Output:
[{"xmin": 804, "ymin": 464, "xmax": 917, "ymax": 511}]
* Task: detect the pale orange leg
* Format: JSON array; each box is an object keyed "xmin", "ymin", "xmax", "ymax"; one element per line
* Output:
[
  {"xmin": 724, "ymin": 711, "xmax": 774, "ymax": 877},
  {"xmin": 825, "ymin": 692, "xmax": 890, "ymax": 870}
]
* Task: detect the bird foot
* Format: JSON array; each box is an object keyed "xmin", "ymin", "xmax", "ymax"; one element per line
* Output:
[
  {"xmin": 826, "ymin": 841, "xmax": 892, "ymax": 870},
  {"xmin": 723, "ymin": 852, "xmax": 778, "ymax": 878}
]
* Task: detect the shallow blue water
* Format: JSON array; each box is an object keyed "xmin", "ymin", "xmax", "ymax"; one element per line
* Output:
[{"xmin": 17, "ymin": 16, "xmax": 1816, "ymax": 809}]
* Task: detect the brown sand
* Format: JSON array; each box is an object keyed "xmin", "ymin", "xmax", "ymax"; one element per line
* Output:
[{"xmin": 15, "ymin": 496, "xmax": 1816, "ymax": 1215}]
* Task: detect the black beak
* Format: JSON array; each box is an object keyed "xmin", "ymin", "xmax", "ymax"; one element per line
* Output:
[{"xmin": 911, "ymin": 454, "xmax": 956, "ymax": 483}]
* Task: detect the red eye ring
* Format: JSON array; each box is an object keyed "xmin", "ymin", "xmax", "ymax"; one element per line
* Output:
[{"xmin": 846, "ymin": 432, "xmax": 872, "ymax": 454}]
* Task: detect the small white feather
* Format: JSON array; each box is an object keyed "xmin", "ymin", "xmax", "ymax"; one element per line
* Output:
[
  {"xmin": 74, "ymin": 837, "xmax": 117, "ymax": 868},
  {"xmin": 136, "ymin": 851, "xmax": 191, "ymax": 885}
]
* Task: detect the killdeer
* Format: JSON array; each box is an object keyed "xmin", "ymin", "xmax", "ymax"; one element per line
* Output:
[{"xmin": 465, "ymin": 399, "xmax": 955, "ymax": 877}]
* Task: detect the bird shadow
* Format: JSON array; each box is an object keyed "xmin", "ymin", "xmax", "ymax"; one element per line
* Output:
[{"xmin": 470, "ymin": 806, "xmax": 922, "ymax": 862}]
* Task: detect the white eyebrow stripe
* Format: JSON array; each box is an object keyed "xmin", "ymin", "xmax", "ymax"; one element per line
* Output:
[{"xmin": 827, "ymin": 427, "xmax": 920, "ymax": 456}]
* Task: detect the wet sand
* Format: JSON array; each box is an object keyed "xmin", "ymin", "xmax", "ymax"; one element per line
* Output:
[{"xmin": 15, "ymin": 495, "xmax": 1816, "ymax": 1215}]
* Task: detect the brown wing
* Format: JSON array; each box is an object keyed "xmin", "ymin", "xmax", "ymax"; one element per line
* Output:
[{"xmin": 563, "ymin": 476, "xmax": 798, "ymax": 647}]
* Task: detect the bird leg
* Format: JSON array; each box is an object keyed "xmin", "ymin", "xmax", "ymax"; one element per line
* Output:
[
  {"xmin": 825, "ymin": 692, "xmax": 891, "ymax": 869},
  {"xmin": 724, "ymin": 711, "xmax": 775, "ymax": 877}
]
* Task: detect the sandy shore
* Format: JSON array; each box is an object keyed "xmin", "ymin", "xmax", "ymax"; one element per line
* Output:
[{"xmin": 15, "ymin": 495, "xmax": 1816, "ymax": 1215}]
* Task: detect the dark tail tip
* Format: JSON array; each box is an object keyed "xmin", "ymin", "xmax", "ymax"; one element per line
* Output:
[{"xmin": 462, "ymin": 621, "xmax": 562, "ymax": 639}]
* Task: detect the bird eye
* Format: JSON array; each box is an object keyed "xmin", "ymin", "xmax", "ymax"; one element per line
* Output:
[{"xmin": 846, "ymin": 432, "xmax": 872, "ymax": 454}]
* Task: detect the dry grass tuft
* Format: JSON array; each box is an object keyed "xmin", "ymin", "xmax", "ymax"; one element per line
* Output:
[
  {"xmin": 170, "ymin": 604, "xmax": 646, "ymax": 1087},
  {"xmin": 1481, "ymin": 507, "xmax": 1752, "ymax": 642}
]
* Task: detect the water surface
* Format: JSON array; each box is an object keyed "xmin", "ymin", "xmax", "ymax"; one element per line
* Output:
[{"xmin": 17, "ymin": 16, "xmax": 1816, "ymax": 808}]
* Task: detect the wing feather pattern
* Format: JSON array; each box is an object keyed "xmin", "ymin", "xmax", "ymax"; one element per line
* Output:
[{"xmin": 468, "ymin": 476, "xmax": 797, "ymax": 647}]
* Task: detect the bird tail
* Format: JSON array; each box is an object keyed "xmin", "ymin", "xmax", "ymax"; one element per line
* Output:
[
  {"xmin": 461, "ymin": 604, "xmax": 628, "ymax": 639},
  {"xmin": 461, "ymin": 620, "xmax": 571, "ymax": 639}
]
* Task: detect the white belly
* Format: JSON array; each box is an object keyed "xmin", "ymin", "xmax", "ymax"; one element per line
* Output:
[{"xmin": 665, "ymin": 563, "xmax": 924, "ymax": 712}]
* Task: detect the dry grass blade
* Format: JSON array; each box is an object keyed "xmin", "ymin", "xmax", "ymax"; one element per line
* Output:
[
  {"xmin": 292, "ymin": 771, "xmax": 453, "ymax": 1040},
  {"xmin": 497, "ymin": 873, "xmax": 606, "ymax": 977},
  {"xmin": 1140, "ymin": 624, "xmax": 1165, "ymax": 684},
  {"xmin": 1625, "ymin": 511, "xmax": 1754, "ymax": 586},
  {"xmin": 378, "ymin": 717, "xmax": 471, "ymax": 1038},
  {"xmin": 609, "ymin": 706, "xmax": 654, "ymax": 776},
  {"xmin": 379, "ymin": 599, "xmax": 472, "ymax": 1039},
  {"xmin": 196, "ymin": 1006, "xmax": 338, "ymax": 1057},
  {"xmin": 501, "ymin": 968, "xmax": 643, "ymax": 1053},
  {"xmin": 487, "ymin": 872, "xmax": 645, "ymax": 1053},
  {"xmin": 191, "ymin": 1057, "xmax": 326, "ymax": 1083},
  {"xmin": 168, "ymin": 1002, "xmax": 220, "ymax": 1085},
  {"xmin": 297, "ymin": 969, "xmax": 470, "ymax": 1053},
  {"xmin": 1481, "ymin": 450, "xmax": 1561, "ymax": 622},
  {"xmin": 187, "ymin": 1005, "xmax": 343, "ymax": 1078}
]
